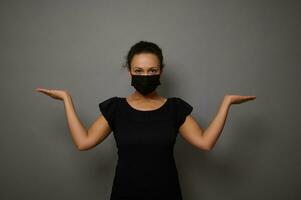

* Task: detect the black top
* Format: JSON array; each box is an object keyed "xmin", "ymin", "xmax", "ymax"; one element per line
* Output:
[{"xmin": 99, "ymin": 96, "xmax": 193, "ymax": 200}]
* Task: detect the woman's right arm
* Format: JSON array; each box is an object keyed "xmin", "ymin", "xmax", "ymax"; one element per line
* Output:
[
  {"xmin": 63, "ymin": 95, "xmax": 112, "ymax": 151},
  {"xmin": 36, "ymin": 88, "xmax": 112, "ymax": 151}
]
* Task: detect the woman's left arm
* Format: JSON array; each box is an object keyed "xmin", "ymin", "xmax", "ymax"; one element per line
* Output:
[{"xmin": 179, "ymin": 95, "xmax": 256, "ymax": 151}]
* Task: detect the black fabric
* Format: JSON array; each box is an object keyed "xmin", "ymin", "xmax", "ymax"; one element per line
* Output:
[
  {"xmin": 174, "ymin": 97, "xmax": 193, "ymax": 131},
  {"xmin": 98, "ymin": 96, "xmax": 193, "ymax": 200},
  {"xmin": 99, "ymin": 96, "xmax": 119, "ymax": 132}
]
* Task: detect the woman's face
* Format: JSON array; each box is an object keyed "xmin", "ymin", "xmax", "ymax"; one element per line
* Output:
[{"xmin": 128, "ymin": 53, "xmax": 161, "ymax": 76}]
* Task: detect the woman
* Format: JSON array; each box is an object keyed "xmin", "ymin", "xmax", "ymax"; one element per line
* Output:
[{"xmin": 36, "ymin": 41, "xmax": 256, "ymax": 200}]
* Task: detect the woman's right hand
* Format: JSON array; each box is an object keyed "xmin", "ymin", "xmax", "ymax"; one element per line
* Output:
[{"xmin": 35, "ymin": 87, "xmax": 70, "ymax": 101}]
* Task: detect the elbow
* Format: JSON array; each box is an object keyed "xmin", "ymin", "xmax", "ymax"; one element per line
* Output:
[
  {"xmin": 198, "ymin": 136, "xmax": 213, "ymax": 151},
  {"xmin": 77, "ymin": 135, "xmax": 90, "ymax": 151},
  {"xmin": 205, "ymin": 145, "xmax": 213, "ymax": 151},
  {"xmin": 196, "ymin": 144, "xmax": 212, "ymax": 152},
  {"xmin": 78, "ymin": 146, "xmax": 86, "ymax": 151},
  {"xmin": 201, "ymin": 143, "xmax": 213, "ymax": 152},
  {"xmin": 77, "ymin": 142, "xmax": 87, "ymax": 151},
  {"xmin": 77, "ymin": 145, "xmax": 84, "ymax": 151}
]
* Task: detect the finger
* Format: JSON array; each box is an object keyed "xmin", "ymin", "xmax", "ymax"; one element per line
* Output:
[
  {"xmin": 37, "ymin": 89, "xmax": 52, "ymax": 95},
  {"xmin": 244, "ymin": 96, "xmax": 256, "ymax": 100},
  {"xmin": 247, "ymin": 96, "xmax": 256, "ymax": 100},
  {"xmin": 243, "ymin": 97, "xmax": 256, "ymax": 102},
  {"xmin": 36, "ymin": 88, "xmax": 47, "ymax": 92},
  {"xmin": 38, "ymin": 91, "xmax": 50, "ymax": 96},
  {"xmin": 37, "ymin": 89, "xmax": 49, "ymax": 94},
  {"xmin": 39, "ymin": 88, "xmax": 52, "ymax": 93}
]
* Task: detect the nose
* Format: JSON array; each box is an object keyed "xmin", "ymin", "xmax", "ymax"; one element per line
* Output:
[{"xmin": 138, "ymin": 72, "xmax": 150, "ymax": 76}]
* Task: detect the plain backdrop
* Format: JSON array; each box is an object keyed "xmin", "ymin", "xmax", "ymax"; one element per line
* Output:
[{"xmin": 0, "ymin": 0, "xmax": 300, "ymax": 199}]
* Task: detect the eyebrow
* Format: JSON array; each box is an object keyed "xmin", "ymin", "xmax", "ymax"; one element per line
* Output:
[{"xmin": 133, "ymin": 67, "xmax": 159, "ymax": 70}]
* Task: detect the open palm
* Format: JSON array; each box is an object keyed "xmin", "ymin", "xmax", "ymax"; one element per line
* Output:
[
  {"xmin": 35, "ymin": 87, "xmax": 69, "ymax": 101},
  {"xmin": 226, "ymin": 95, "xmax": 256, "ymax": 105}
]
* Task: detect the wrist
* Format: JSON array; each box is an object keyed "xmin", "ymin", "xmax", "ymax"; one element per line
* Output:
[
  {"xmin": 63, "ymin": 92, "xmax": 71, "ymax": 102},
  {"xmin": 223, "ymin": 95, "xmax": 232, "ymax": 106}
]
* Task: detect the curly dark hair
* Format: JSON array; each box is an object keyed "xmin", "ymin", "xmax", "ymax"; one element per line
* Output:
[{"xmin": 122, "ymin": 40, "xmax": 165, "ymax": 72}]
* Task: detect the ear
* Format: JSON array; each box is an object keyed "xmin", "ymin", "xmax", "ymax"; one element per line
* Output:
[{"xmin": 128, "ymin": 70, "xmax": 131, "ymax": 77}]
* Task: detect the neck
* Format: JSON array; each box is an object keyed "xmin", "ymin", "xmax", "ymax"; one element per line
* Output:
[{"xmin": 131, "ymin": 90, "xmax": 160, "ymax": 100}]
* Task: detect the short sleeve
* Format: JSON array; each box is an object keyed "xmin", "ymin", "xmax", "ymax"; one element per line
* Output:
[
  {"xmin": 174, "ymin": 97, "xmax": 193, "ymax": 131},
  {"xmin": 98, "ymin": 96, "xmax": 119, "ymax": 131}
]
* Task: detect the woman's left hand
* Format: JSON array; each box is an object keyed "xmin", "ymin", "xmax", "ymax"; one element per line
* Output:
[{"xmin": 225, "ymin": 94, "xmax": 256, "ymax": 105}]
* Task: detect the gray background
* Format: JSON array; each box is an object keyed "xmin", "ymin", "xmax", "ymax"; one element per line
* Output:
[{"xmin": 1, "ymin": 0, "xmax": 300, "ymax": 199}]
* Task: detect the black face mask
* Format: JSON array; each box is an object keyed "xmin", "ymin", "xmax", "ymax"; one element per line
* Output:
[{"xmin": 130, "ymin": 73, "xmax": 161, "ymax": 95}]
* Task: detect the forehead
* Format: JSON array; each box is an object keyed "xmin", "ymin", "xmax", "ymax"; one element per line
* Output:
[{"xmin": 131, "ymin": 53, "xmax": 160, "ymax": 68}]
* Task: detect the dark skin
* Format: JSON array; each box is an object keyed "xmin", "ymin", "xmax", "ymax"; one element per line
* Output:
[{"xmin": 35, "ymin": 52, "xmax": 256, "ymax": 151}]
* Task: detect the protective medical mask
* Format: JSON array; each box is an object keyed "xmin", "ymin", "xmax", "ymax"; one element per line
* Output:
[{"xmin": 130, "ymin": 73, "xmax": 161, "ymax": 95}]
